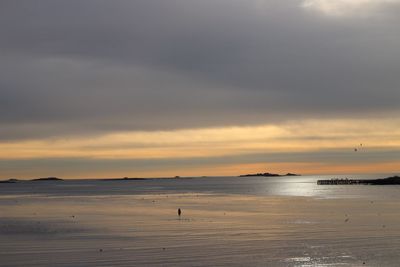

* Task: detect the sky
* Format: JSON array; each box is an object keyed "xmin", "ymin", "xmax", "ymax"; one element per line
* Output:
[{"xmin": 0, "ymin": 0, "xmax": 400, "ymax": 178}]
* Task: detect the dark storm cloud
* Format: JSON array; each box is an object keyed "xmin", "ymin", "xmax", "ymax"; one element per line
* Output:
[{"xmin": 1, "ymin": 0, "xmax": 400, "ymax": 140}]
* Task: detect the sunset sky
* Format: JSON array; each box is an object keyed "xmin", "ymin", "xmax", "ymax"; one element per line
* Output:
[{"xmin": 1, "ymin": 0, "xmax": 400, "ymax": 178}]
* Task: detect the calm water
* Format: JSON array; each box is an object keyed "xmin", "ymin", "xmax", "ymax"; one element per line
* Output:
[
  {"xmin": 1, "ymin": 174, "xmax": 400, "ymax": 267},
  {"xmin": 1, "ymin": 174, "xmax": 399, "ymax": 199}
]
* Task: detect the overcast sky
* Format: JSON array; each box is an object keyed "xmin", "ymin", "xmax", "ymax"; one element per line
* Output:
[{"xmin": 1, "ymin": 1, "xmax": 399, "ymax": 178}]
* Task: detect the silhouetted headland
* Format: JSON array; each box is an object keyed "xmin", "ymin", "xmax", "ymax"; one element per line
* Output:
[
  {"xmin": 317, "ymin": 176, "xmax": 400, "ymax": 185},
  {"xmin": 239, "ymin": 172, "xmax": 300, "ymax": 177}
]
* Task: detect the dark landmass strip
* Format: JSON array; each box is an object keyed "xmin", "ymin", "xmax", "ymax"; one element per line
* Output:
[
  {"xmin": 317, "ymin": 176, "xmax": 400, "ymax": 185},
  {"xmin": 0, "ymin": 179, "xmax": 19, "ymax": 184},
  {"xmin": 240, "ymin": 172, "xmax": 280, "ymax": 177},
  {"xmin": 0, "ymin": 177, "xmax": 63, "ymax": 183},
  {"xmin": 102, "ymin": 176, "xmax": 198, "ymax": 181},
  {"xmin": 31, "ymin": 177, "xmax": 64, "ymax": 181},
  {"xmin": 239, "ymin": 172, "xmax": 300, "ymax": 177},
  {"xmin": 0, "ymin": 176, "xmax": 198, "ymax": 183},
  {"xmin": 102, "ymin": 177, "xmax": 147, "ymax": 181}
]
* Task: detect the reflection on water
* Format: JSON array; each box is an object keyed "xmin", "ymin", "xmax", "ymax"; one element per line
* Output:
[
  {"xmin": 1, "ymin": 174, "xmax": 399, "ymax": 199},
  {"xmin": 1, "ymin": 175, "xmax": 400, "ymax": 266}
]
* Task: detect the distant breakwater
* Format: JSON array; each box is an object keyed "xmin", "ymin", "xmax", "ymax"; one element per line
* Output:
[{"xmin": 317, "ymin": 176, "xmax": 400, "ymax": 185}]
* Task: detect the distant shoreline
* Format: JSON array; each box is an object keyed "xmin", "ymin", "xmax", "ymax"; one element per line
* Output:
[
  {"xmin": 0, "ymin": 174, "xmax": 303, "ymax": 183},
  {"xmin": 0, "ymin": 176, "xmax": 204, "ymax": 183},
  {"xmin": 0, "ymin": 174, "xmax": 298, "ymax": 183},
  {"xmin": 2, "ymin": 174, "xmax": 400, "ymax": 184},
  {"xmin": 239, "ymin": 172, "xmax": 300, "ymax": 177}
]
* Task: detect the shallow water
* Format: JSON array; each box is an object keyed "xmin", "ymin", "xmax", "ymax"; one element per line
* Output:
[
  {"xmin": 1, "ymin": 175, "xmax": 400, "ymax": 266},
  {"xmin": 1, "ymin": 174, "xmax": 399, "ymax": 199}
]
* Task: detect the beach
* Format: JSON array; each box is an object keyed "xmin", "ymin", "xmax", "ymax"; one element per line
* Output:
[{"xmin": 1, "ymin": 176, "xmax": 400, "ymax": 266}]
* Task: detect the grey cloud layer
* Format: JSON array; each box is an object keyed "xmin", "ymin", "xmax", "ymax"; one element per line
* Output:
[{"xmin": 1, "ymin": 0, "xmax": 400, "ymax": 139}]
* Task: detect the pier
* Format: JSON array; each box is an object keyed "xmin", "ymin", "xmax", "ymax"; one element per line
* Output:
[
  {"xmin": 317, "ymin": 179, "xmax": 361, "ymax": 185},
  {"xmin": 317, "ymin": 176, "xmax": 400, "ymax": 185}
]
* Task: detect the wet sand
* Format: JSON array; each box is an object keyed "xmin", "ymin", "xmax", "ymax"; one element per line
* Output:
[{"xmin": 1, "ymin": 191, "xmax": 400, "ymax": 266}]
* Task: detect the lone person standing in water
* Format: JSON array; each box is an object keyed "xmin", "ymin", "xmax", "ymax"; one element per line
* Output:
[{"xmin": 178, "ymin": 208, "xmax": 181, "ymax": 217}]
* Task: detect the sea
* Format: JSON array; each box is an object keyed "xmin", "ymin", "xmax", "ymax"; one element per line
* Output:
[
  {"xmin": 1, "ymin": 174, "xmax": 400, "ymax": 266},
  {"xmin": 1, "ymin": 174, "xmax": 399, "ymax": 198}
]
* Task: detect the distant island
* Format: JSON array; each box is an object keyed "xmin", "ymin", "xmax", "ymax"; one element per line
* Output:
[
  {"xmin": 317, "ymin": 176, "xmax": 400, "ymax": 185},
  {"xmin": 239, "ymin": 172, "xmax": 300, "ymax": 177},
  {"xmin": 0, "ymin": 177, "xmax": 64, "ymax": 183}
]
